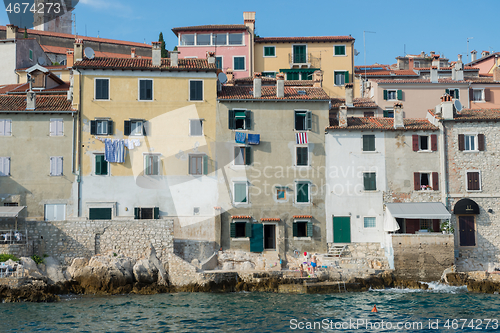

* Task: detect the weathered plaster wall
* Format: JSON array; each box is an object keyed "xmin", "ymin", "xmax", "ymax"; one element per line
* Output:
[{"xmin": 0, "ymin": 41, "xmax": 17, "ymax": 84}]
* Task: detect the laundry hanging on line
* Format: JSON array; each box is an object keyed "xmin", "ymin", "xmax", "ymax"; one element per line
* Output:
[{"xmin": 235, "ymin": 132, "xmax": 246, "ymax": 144}]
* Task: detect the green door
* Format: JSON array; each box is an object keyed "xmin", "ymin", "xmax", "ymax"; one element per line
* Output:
[
  {"xmin": 250, "ymin": 224, "xmax": 264, "ymax": 252},
  {"xmin": 333, "ymin": 216, "xmax": 351, "ymax": 243},
  {"xmin": 89, "ymin": 208, "xmax": 112, "ymax": 220},
  {"xmin": 293, "ymin": 45, "xmax": 306, "ymax": 63}
]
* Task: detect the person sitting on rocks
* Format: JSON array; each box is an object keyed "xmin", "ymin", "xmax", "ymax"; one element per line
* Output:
[{"xmin": 311, "ymin": 255, "xmax": 317, "ymax": 276}]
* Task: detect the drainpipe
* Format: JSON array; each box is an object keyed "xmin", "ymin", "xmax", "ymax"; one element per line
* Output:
[
  {"xmin": 438, "ymin": 120, "xmax": 449, "ymax": 209},
  {"xmin": 75, "ymin": 68, "xmax": 83, "ymax": 218}
]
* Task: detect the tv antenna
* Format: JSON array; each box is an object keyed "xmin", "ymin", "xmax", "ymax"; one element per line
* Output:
[
  {"xmin": 467, "ymin": 37, "xmax": 473, "ymax": 62},
  {"xmin": 363, "ymin": 31, "xmax": 376, "ymax": 80}
]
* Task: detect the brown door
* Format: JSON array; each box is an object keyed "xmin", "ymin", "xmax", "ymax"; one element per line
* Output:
[{"xmin": 459, "ymin": 216, "xmax": 475, "ymax": 246}]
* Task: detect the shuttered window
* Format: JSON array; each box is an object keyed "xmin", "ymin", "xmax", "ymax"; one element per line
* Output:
[
  {"xmin": 294, "ymin": 110, "xmax": 312, "ymax": 131},
  {"xmin": 0, "ymin": 157, "xmax": 10, "ymax": 176},
  {"xmin": 45, "ymin": 204, "xmax": 66, "ymax": 221},
  {"xmin": 95, "ymin": 79, "xmax": 109, "ymax": 100},
  {"xmin": 230, "ymin": 222, "xmax": 250, "ymax": 238},
  {"xmin": 134, "ymin": 207, "xmax": 159, "ymax": 219},
  {"xmin": 264, "ymin": 46, "xmax": 275, "ymax": 57},
  {"xmin": 234, "ymin": 147, "xmax": 251, "ymax": 166},
  {"xmin": 95, "ymin": 154, "xmax": 108, "ymax": 176},
  {"xmin": 234, "ymin": 57, "xmax": 245, "ymax": 70},
  {"xmin": 467, "ymin": 172, "xmax": 481, "ymax": 191},
  {"xmin": 334, "ymin": 71, "xmax": 349, "ymax": 85},
  {"xmin": 144, "ymin": 154, "xmax": 159, "ymax": 176},
  {"xmin": 50, "ymin": 118, "xmax": 63, "ymax": 136},
  {"xmin": 296, "ymin": 182, "xmax": 309, "ymax": 203},
  {"xmin": 362, "ymin": 135, "xmax": 375, "ymax": 151},
  {"xmin": 90, "ymin": 120, "xmax": 113, "ymax": 135},
  {"xmin": 334, "ymin": 45, "xmax": 346, "ymax": 55},
  {"xmin": 0, "ymin": 119, "xmax": 12, "ymax": 136},
  {"xmin": 139, "ymin": 79, "xmax": 153, "ymax": 101},
  {"xmin": 190, "ymin": 119, "xmax": 203, "ymax": 136},
  {"xmin": 234, "ymin": 182, "xmax": 248, "ymax": 203},
  {"xmin": 189, "ymin": 80, "xmax": 203, "ymax": 101},
  {"xmin": 50, "ymin": 156, "xmax": 63, "ymax": 176},
  {"xmin": 296, "ymin": 147, "xmax": 308, "ymax": 166},
  {"xmin": 363, "ymin": 172, "xmax": 376, "ymax": 191},
  {"xmin": 189, "ymin": 155, "xmax": 208, "ymax": 175},
  {"xmin": 293, "ymin": 221, "xmax": 312, "ymax": 237}
]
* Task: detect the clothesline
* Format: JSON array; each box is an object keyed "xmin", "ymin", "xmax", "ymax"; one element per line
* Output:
[{"xmin": 94, "ymin": 137, "xmax": 142, "ymax": 163}]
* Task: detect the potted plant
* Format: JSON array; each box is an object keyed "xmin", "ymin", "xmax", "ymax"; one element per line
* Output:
[{"xmin": 440, "ymin": 220, "xmax": 454, "ymax": 234}]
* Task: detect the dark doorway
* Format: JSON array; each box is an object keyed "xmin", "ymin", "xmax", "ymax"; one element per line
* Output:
[
  {"xmin": 459, "ymin": 216, "xmax": 475, "ymax": 246},
  {"xmin": 264, "ymin": 224, "xmax": 276, "ymax": 250}
]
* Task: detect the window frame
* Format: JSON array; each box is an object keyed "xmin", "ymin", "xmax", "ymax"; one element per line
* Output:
[
  {"xmin": 189, "ymin": 119, "xmax": 204, "ymax": 137},
  {"xmin": 215, "ymin": 56, "xmax": 223, "ymax": 70},
  {"xmin": 295, "ymin": 181, "xmax": 311, "ymax": 204},
  {"xmin": 295, "ymin": 146, "xmax": 309, "ymax": 167},
  {"xmin": 419, "ymin": 172, "xmax": 431, "ymax": 190},
  {"xmin": 0, "ymin": 119, "xmax": 12, "ymax": 136},
  {"xmin": 29, "ymin": 49, "xmax": 33, "ymax": 61},
  {"xmin": 196, "ymin": 33, "xmax": 211, "ymax": 46},
  {"xmin": 0, "ymin": 157, "xmax": 10, "ymax": 176},
  {"xmin": 95, "ymin": 119, "xmax": 110, "ymax": 135},
  {"xmin": 212, "ymin": 33, "xmax": 227, "ymax": 46},
  {"xmin": 233, "ymin": 181, "xmax": 249, "ymax": 204},
  {"xmin": 138, "ymin": 78, "xmax": 154, "ymax": 101},
  {"xmin": 188, "ymin": 154, "xmax": 206, "ymax": 176},
  {"xmin": 334, "ymin": 70, "xmax": 348, "ymax": 86},
  {"xmin": 464, "ymin": 134, "xmax": 478, "ymax": 151},
  {"xmin": 94, "ymin": 153, "xmax": 109, "ymax": 176},
  {"xmin": 94, "ymin": 78, "xmax": 110, "ymax": 101},
  {"xmin": 50, "ymin": 156, "xmax": 63, "ymax": 176},
  {"xmin": 189, "ymin": 79, "xmax": 204, "ymax": 101},
  {"xmin": 228, "ymin": 33, "xmax": 244, "ymax": 46},
  {"xmin": 44, "ymin": 203, "xmax": 66, "ymax": 221},
  {"xmin": 446, "ymin": 88, "xmax": 460, "ymax": 99},
  {"xmin": 363, "ymin": 216, "xmax": 376, "ymax": 228},
  {"xmin": 466, "ymin": 170, "xmax": 481, "ymax": 192},
  {"xmin": 143, "ymin": 153, "xmax": 160, "ymax": 176},
  {"xmin": 362, "ymin": 134, "xmax": 376, "ymax": 152},
  {"xmin": 50, "ymin": 118, "xmax": 64, "ymax": 136},
  {"xmin": 276, "ymin": 186, "xmax": 287, "ymax": 201},
  {"xmin": 263, "ymin": 45, "xmax": 276, "ymax": 57},
  {"xmin": 180, "ymin": 33, "xmax": 195, "ymax": 46},
  {"xmin": 292, "ymin": 44, "xmax": 308, "ymax": 64},
  {"xmin": 293, "ymin": 219, "xmax": 313, "ymax": 239},
  {"xmin": 472, "ymin": 88, "xmax": 484, "ymax": 102},
  {"xmin": 233, "ymin": 146, "xmax": 251, "ymax": 166},
  {"xmin": 333, "ymin": 44, "xmax": 346, "ymax": 56},
  {"xmin": 383, "ymin": 109, "xmax": 394, "ymax": 118},
  {"xmin": 363, "ymin": 172, "xmax": 377, "ymax": 191},
  {"xmin": 233, "ymin": 56, "xmax": 246, "ymax": 71},
  {"xmin": 128, "ymin": 120, "xmax": 144, "ymax": 136},
  {"xmin": 229, "ymin": 109, "xmax": 251, "ymax": 130},
  {"xmin": 294, "ymin": 110, "xmax": 312, "ymax": 131},
  {"xmin": 386, "ymin": 89, "xmax": 398, "ymax": 101},
  {"xmin": 262, "ymin": 71, "xmax": 276, "ymax": 78},
  {"xmin": 419, "ymin": 135, "xmax": 430, "ymax": 151}
]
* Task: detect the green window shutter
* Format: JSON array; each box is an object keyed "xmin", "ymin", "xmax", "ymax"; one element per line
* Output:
[
  {"xmin": 306, "ymin": 111, "xmax": 312, "ymax": 130},
  {"xmin": 124, "ymin": 121, "xmax": 131, "ymax": 136},
  {"xmin": 154, "ymin": 207, "xmax": 159, "ymax": 219},
  {"xmin": 383, "ymin": 90, "xmax": 388, "ymax": 100},
  {"xmin": 445, "ymin": 88, "xmax": 450, "ymax": 95},
  {"xmin": 245, "ymin": 222, "xmax": 252, "ymax": 237},
  {"xmin": 362, "ymin": 135, "xmax": 368, "ymax": 151},
  {"xmin": 297, "ymin": 183, "xmax": 309, "ymax": 203},
  {"xmin": 203, "ymin": 155, "xmax": 208, "ymax": 175},
  {"xmin": 293, "ymin": 222, "xmax": 298, "ymax": 237},
  {"xmin": 153, "ymin": 156, "xmax": 159, "ymax": 175},
  {"xmin": 95, "ymin": 155, "xmax": 102, "ymax": 175},
  {"xmin": 245, "ymin": 110, "xmax": 252, "ymax": 130},
  {"xmin": 307, "ymin": 221, "xmax": 313, "ymax": 237},
  {"xmin": 230, "ymin": 223, "xmax": 236, "ymax": 238},
  {"xmin": 245, "ymin": 147, "xmax": 252, "ymax": 165},
  {"xmin": 364, "ymin": 173, "xmax": 376, "ymax": 190},
  {"xmin": 363, "ymin": 135, "xmax": 375, "ymax": 151},
  {"xmin": 397, "ymin": 89, "xmax": 402, "ymax": 100},
  {"xmin": 107, "ymin": 121, "xmax": 113, "ymax": 135},
  {"xmin": 90, "ymin": 120, "xmax": 97, "ymax": 135},
  {"xmin": 101, "ymin": 157, "xmax": 108, "ymax": 175},
  {"xmin": 134, "ymin": 207, "xmax": 140, "ymax": 219},
  {"xmin": 344, "ymin": 71, "xmax": 349, "ymax": 83},
  {"xmin": 228, "ymin": 110, "xmax": 236, "ymax": 129},
  {"xmin": 383, "ymin": 110, "xmax": 388, "ymax": 117},
  {"xmin": 455, "ymin": 89, "xmax": 459, "ymax": 99}
]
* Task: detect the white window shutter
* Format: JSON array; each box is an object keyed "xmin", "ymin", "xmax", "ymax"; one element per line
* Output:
[
  {"xmin": 50, "ymin": 119, "xmax": 56, "ymax": 136},
  {"xmin": 45, "ymin": 204, "xmax": 55, "ymax": 221},
  {"xmin": 57, "ymin": 120, "xmax": 63, "ymax": 136},
  {"xmin": 58, "ymin": 157, "xmax": 63, "ymax": 175},
  {"xmin": 50, "ymin": 157, "xmax": 55, "ymax": 176},
  {"xmin": 6, "ymin": 120, "xmax": 11, "ymax": 136},
  {"xmin": 0, "ymin": 120, "xmax": 4, "ymax": 136},
  {"xmin": 55, "ymin": 204, "xmax": 65, "ymax": 220},
  {"xmin": 0, "ymin": 157, "xmax": 5, "ymax": 176},
  {"xmin": 3, "ymin": 157, "xmax": 10, "ymax": 176}
]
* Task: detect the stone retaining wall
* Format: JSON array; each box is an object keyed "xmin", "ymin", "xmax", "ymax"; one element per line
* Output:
[{"xmin": 0, "ymin": 243, "xmax": 33, "ymax": 258}]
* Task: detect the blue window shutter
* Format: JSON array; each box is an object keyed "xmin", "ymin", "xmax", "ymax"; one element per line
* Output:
[
  {"xmin": 383, "ymin": 90, "xmax": 388, "ymax": 100},
  {"xmin": 90, "ymin": 120, "xmax": 97, "ymax": 135},
  {"xmin": 245, "ymin": 222, "xmax": 252, "ymax": 237},
  {"xmin": 307, "ymin": 221, "xmax": 313, "ymax": 237},
  {"xmin": 154, "ymin": 207, "xmax": 159, "ymax": 219},
  {"xmin": 228, "ymin": 110, "xmax": 236, "ymax": 129},
  {"xmin": 230, "ymin": 223, "xmax": 236, "ymax": 238},
  {"xmin": 203, "ymin": 155, "xmax": 208, "ymax": 175}
]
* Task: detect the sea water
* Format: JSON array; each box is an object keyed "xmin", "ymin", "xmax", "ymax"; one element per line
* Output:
[{"xmin": 1, "ymin": 283, "xmax": 499, "ymax": 332}]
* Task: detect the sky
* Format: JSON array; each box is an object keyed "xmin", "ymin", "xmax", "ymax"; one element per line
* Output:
[{"xmin": 1, "ymin": 0, "xmax": 497, "ymax": 66}]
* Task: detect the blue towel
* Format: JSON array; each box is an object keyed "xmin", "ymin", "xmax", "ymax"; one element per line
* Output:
[
  {"xmin": 235, "ymin": 132, "xmax": 246, "ymax": 144},
  {"xmin": 104, "ymin": 139, "xmax": 115, "ymax": 162},
  {"xmin": 248, "ymin": 134, "xmax": 260, "ymax": 145},
  {"xmin": 114, "ymin": 140, "xmax": 125, "ymax": 163}
]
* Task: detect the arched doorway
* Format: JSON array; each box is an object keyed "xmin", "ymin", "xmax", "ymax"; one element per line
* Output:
[{"xmin": 453, "ymin": 198, "xmax": 480, "ymax": 247}]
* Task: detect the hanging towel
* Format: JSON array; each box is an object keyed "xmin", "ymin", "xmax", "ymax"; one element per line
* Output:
[
  {"xmin": 296, "ymin": 132, "xmax": 308, "ymax": 145},
  {"xmin": 104, "ymin": 138, "xmax": 115, "ymax": 162},
  {"xmin": 235, "ymin": 132, "xmax": 246, "ymax": 144},
  {"xmin": 248, "ymin": 134, "xmax": 260, "ymax": 145},
  {"xmin": 114, "ymin": 140, "xmax": 125, "ymax": 163}
]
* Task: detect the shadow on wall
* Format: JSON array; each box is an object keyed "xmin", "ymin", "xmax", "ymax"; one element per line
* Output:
[{"xmin": 174, "ymin": 239, "xmax": 218, "ymax": 264}]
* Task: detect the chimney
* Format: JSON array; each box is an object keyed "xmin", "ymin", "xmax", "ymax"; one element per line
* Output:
[
  {"xmin": 170, "ymin": 50, "xmax": 179, "ymax": 67},
  {"xmin": 226, "ymin": 69, "xmax": 234, "ymax": 86},
  {"xmin": 74, "ymin": 39, "xmax": 83, "ymax": 61},
  {"xmin": 339, "ymin": 105, "xmax": 348, "ymax": 128},
  {"xmin": 253, "ymin": 72, "xmax": 262, "ymax": 98},
  {"xmin": 493, "ymin": 65, "xmax": 500, "ymax": 82},
  {"xmin": 312, "ymin": 70, "xmax": 323, "ymax": 88},
  {"xmin": 26, "ymin": 91, "xmax": 36, "ymax": 110},
  {"xmin": 430, "ymin": 66, "xmax": 438, "ymax": 83},
  {"xmin": 206, "ymin": 51, "xmax": 215, "ymax": 65},
  {"xmin": 471, "ymin": 50, "xmax": 477, "ymax": 62},
  {"xmin": 432, "ymin": 54, "xmax": 440, "ymax": 69},
  {"xmin": 66, "ymin": 50, "xmax": 74, "ymax": 68},
  {"xmin": 6, "ymin": 24, "xmax": 18, "ymax": 39},
  {"xmin": 441, "ymin": 94, "xmax": 454, "ymax": 120},
  {"xmin": 420, "ymin": 51, "xmax": 425, "ymax": 58},
  {"xmin": 344, "ymin": 83, "xmax": 354, "ymax": 107},
  {"xmin": 457, "ymin": 54, "xmax": 463, "ymax": 63},
  {"xmin": 393, "ymin": 102, "xmax": 404, "ymax": 129},
  {"xmin": 243, "ymin": 12, "xmax": 255, "ymax": 35},
  {"xmin": 481, "ymin": 51, "xmax": 490, "ymax": 58},
  {"xmin": 152, "ymin": 41, "xmax": 161, "ymax": 66},
  {"xmin": 131, "ymin": 48, "xmax": 136, "ymax": 58},
  {"xmin": 276, "ymin": 73, "xmax": 285, "ymax": 98}
]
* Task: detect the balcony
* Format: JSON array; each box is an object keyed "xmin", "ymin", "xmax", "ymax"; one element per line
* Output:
[{"xmin": 288, "ymin": 53, "xmax": 314, "ymax": 68}]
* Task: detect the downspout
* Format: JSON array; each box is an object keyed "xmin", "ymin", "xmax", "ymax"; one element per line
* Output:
[
  {"xmin": 439, "ymin": 119, "xmax": 449, "ymax": 209},
  {"xmin": 75, "ymin": 68, "xmax": 83, "ymax": 217}
]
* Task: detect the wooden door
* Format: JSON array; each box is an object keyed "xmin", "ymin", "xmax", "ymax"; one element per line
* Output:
[{"xmin": 459, "ymin": 216, "xmax": 475, "ymax": 246}]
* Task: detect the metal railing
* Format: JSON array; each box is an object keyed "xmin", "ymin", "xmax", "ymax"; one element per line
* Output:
[{"xmin": 0, "ymin": 229, "xmax": 28, "ymax": 245}]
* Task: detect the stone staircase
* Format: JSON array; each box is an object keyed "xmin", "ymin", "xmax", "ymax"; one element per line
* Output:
[{"xmin": 326, "ymin": 244, "xmax": 348, "ymax": 258}]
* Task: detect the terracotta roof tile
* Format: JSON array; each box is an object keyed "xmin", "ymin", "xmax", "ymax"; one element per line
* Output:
[
  {"xmin": 330, "ymin": 97, "xmax": 378, "ymax": 109},
  {"xmin": 327, "ymin": 117, "xmax": 438, "ymax": 131},
  {"xmin": 40, "ymin": 44, "xmax": 150, "ymax": 59},
  {"xmin": 74, "ymin": 57, "xmax": 216, "ymax": 71},
  {"xmin": 8, "ymin": 82, "xmax": 70, "ymax": 93},
  {"xmin": 231, "ymin": 215, "xmax": 251, "ymax": 219},
  {"xmin": 0, "ymin": 95, "xmax": 74, "ymax": 111},
  {"xmin": 233, "ymin": 76, "xmax": 313, "ymax": 86},
  {"xmin": 255, "ymin": 36, "xmax": 354, "ymax": 43},
  {"xmin": 466, "ymin": 77, "xmax": 499, "ymax": 83},
  {"xmin": 440, "ymin": 108, "xmax": 500, "ymax": 122},
  {"xmin": 0, "ymin": 84, "xmax": 24, "ymax": 94},
  {"xmin": 356, "ymin": 69, "xmax": 418, "ymax": 76},
  {"xmin": 172, "ymin": 25, "xmax": 248, "ymax": 36},
  {"xmin": 371, "ymin": 78, "xmax": 469, "ymax": 84},
  {"xmin": 218, "ymin": 86, "xmax": 329, "ymax": 100},
  {"xmin": 293, "ymin": 215, "xmax": 313, "ymax": 219},
  {"xmin": 261, "ymin": 218, "xmax": 281, "ymax": 222},
  {"xmin": 415, "ymin": 66, "xmax": 478, "ymax": 71}
]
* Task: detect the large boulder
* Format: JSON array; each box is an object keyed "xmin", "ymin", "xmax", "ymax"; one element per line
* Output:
[
  {"xmin": 44, "ymin": 257, "xmax": 68, "ymax": 284},
  {"xmin": 67, "ymin": 257, "xmax": 88, "ymax": 278},
  {"xmin": 19, "ymin": 257, "xmax": 45, "ymax": 280},
  {"xmin": 133, "ymin": 259, "xmax": 158, "ymax": 284}
]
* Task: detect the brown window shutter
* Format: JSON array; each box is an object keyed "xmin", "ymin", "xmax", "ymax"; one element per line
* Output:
[
  {"xmin": 458, "ymin": 134, "xmax": 465, "ymax": 151},
  {"xmin": 414, "ymin": 172, "xmax": 420, "ymax": 190},
  {"xmin": 412, "ymin": 135, "xmax": 419, "ymax": 151},
  {"xmin": 478, "ymin": 134, "xmax": 485, "ymax": 151},
  {"xmin": 473, "ymin": 172, "xmax": 480, "ymax": 190},
  {"xmin": 484, "ymin": 88, "xmax": 490, "ymax": 102},
  {"xmin": 432, "ymin": 172, "xmax": 439, "ymax": 191},
  {"xmin": 467, "ymin": 172, "xmax": 473, "ymax": 190},
  {"xmin": 431, "ymin": 134, "xmax": 437, "ymax": 151},
  {"xmin": 469, "ymin": 88, "xmax": 474, "ymax": 103}
]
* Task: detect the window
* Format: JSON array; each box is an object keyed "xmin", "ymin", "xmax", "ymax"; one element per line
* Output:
[
  {"xmin": 95, "ymin": 154, "xmax": 108, "ymax": 176},
  {"xmin": 215, "ymin": 56, "xmax": 223, "ymax": 70},
  {"xmin": 420, "ymin": 172, "xmax": 430, "ymax": 188},
  {"xmin": 296, "ymin": 182, "xmax": 310, "ymax": 203},
  {"xmin": 0, "ymin": 157, "xmax": 10, "ymax": 176},
  {"xmin": 189, "ymin": 80, "xmax": 203, "ymax": 101},
  {"xmin": 420, "ymin": 219, "xmax": 432, "ymax": 230},
  {"xmin": 414, "ymin": 61, "xmax": 420, "ymax": 68},
  {"xmin": 189, "ymin": 154, "xmax": 207, "ymax": 175},
  {"xmin": 467, "ymin": 171, "xmax": 481, "ymax": 191},
  {"xmin": 233, "ymin": 182, "xmax": 248, "ymax": 204},
  {"xmin": 180, "ymin": 34, "xmax": 195, "ymax": 45},
  {"xmin": 230, "ymin": 221, "xmax": 251, "ymax": 238},
  {"xmin": 89, "ymin": 207, "xmax": 112, "ymax": 220},
  {"xmin": 459, "ymin": 134, "xmax": 484, "ymax": 152},
  {"xmin": 383, "ymin": 109, "xmax": 394, "ymax": 118},
  {"xmin": 50, "ymin": 118, "xmax": 63, "ymax": 136},
  {"xmin": 364, "ymin": 111, "xmax": 374, "ymax": 117},
  {"xmin": 190, "ymin": 119, "xmax": 203, "ymax": 136},
  {"xmin": 334, "ymin": 71, "xmax": 349, "ymax": 86},
  {"xmin": 364, "ymin": 217, "xmax": 376, "ymax": 228},
  {"xmin": 213, "ymin": 33, "xmax": 227, "ymax": 45},
  {"xmin": 294, "ymin": 110, "xmax": 312, "ymax": 131},
  {"xmin": 45, "ymin": 204, "xmax": 66, "ymax": 221},
  {"xmin": 139, "ymin": 79, "xmax": 153, "ymax": 101},
  {"xmin": 0, "ymin": 119, "xmax": 12, "ymax": 136},
  {"xmin": 264, "ymin": 46, "xmax": 275, "ymax": 57},
  {"xmin": 276, "ymin": 187, "xmax": 286, "ymax": 201},
  {"xmin": 262, "ymin": 72, "xmax": 276, "ymax": 78},
  {"xmin": 228, "ymin": 33, "xmax": 243, "ymax": 45},
  {"xmin": 233, "ymin": 57, "xmax": 245, "ymax": 71},
  {"xmin": 362, "ymin": 135, "xmax": 375, "ymax": 152},
  {"xmin": 465, "ymin": 135, "xmax": 476, "ymax": 151},
  {"xmin": 334, "ymin": 45, "xmax": 346, "ymax": 56},
  {"xmin": 413, "ymin": 172, "xmax": 439, "ymax": 191},
  {"xmin": 296, "ymin": 146, "xmax": 308, "ymax": 166},
  {"xmin": 420, "ymin": 135, "xmax": 429, "ymax": 150},
  {"xmin": 29, "ymin": 49, "xmax": 33, "ymax": 61},
  {"xmin": 144, "ymin": 154, "xmax": 159, "ymax": 176},
  {"xmin": 234, "ymin": 146, "xmax": 251, "ymax": 166},
  {"xmin": 472, "ymin": 89, "xmax": 484, "ymax": 102},
  {"xmin": 95, "ymin": 78, "xmax": 109, "ymax": 100},
  {"xmin": 412, "ymin": 134, "xmax": 437, "ymax": 152},
  {"xmin": 50, "ymin": 156, "xmax": 63, "ymax": 176},
  {"xmin": 228, "ymin": 110, "xmax": 251, "ymax": 130},
  {"xmin": 124, "ymin": 120, "xmax": 145, "ymax": 136},
  {"xmin": 90, "ymin": 119, "xmax": 113, "ymax": 135},
  {"xmin": 383, "ymin": 89, "xmax": 402, "ymax": 101},
  {"xmin": 293, "ymin": 45, "xmax": 307, "ymax": 63},
  {"xmin": 293, "ymin": 221, "xmax": 312, "ymax": 237},
  {"xmin": 3, "ymin": 202, "xmax": 18, "ymax": 206},
  {"xmin": 363, "ymin": 172, "xmax": 376, "ymax": 191},
  {"xmin": 134, "ymin": 207, "xmax": 159, "ymax": 219},
  {"xmin": 287, "ymin": 72, "xmax": 299, "ymax": 80},
  {"xmin": 445, "ymin": 88, "xmax": 459, "ymax": 99},
  {"xmin": 197, "ymin": 34, "xmax": 211, "ymax": 45}
]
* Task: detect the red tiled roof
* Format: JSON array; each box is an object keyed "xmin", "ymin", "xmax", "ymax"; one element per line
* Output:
[
  {"xmin": 330, "ymin": 97, "xmax": 378, "ymax": 109},
  {"xmin": 172, "ymin": 25, "xmax": 248, "ymax": 36},
  {"xmin": 467, "ymin": 52, "xmax": 500, "ymax": 65},
  {"xmin": 415, "ymin": 66, "xmax": 478, "ymax": 71},
  {"xmin": 327, "ymin": 117, "xmax": 438, "ymax": 131},
  {"xmin": 231, "ymin": 215, "xmax": 251, "ymax": 219},
  {"xmin": 40, "ymin": 44, "xmax": 150, "ymax": 59},
  {"xmin": 255, "ymin": 36, "xmax": 354, "ymax": 43},
  {"xmin": 0, "ymin": 84, "xmax": 24, "ymax": 94},
  {"xmin": 371, "ymin": 78, "xmax": 469, "ymax": 84},
  {"xmin": 17, "ymin": 64, "xmax": 67, "ymax": 71},
  {"xmin": 440, "ymin": 108, "xmax": 500, "ymax": 122},
  {"xmin": 74, "ymin": 57, "xmax": 217, "ymax": 71},
  {"xmin": 233, "ymin": 76, "xmax": 313, "ymax": 87},
  {"xmin": 466, "ymin": 77, "xmax": 500, "ymax": 83},
  {"xmin": 0, "ymin": 95, "xmax": 74, "ymax": 111},
  {"xmin": 261, "ymin": 218, "xmax": 281, "ymax": 222},
  {"xmin": 218, "ymin": 86, "xmax": 329, "ymax": 100},
  {"xmin": 355, "ymin": 70, "xmax": 418, "ymax": 76},
  {"xmin": 293, "ymin": 215, "xmax": 313, "ymax": 219},
  {"xmin": 355, "ymin": 64, "xmax": 390, "ymax": 70},
  {"xmin": 0, "ymin": 25, "xmax": 151, "ymax": 48},
  {"xmin": 8, "ymin": 82, "xmax": 70, "ymax": 93}
]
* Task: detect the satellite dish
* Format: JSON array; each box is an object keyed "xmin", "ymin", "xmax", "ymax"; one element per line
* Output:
[
  {"xmin": 454, "ymin": 100, "xmax": 463, "ymax": 112},
  {"xmin": 218, "ymin": 72, "xmax": 228, "ymax": 84},
  {"xmin": 37, "ymin": 57, "xmax": 46, "ymax": 66},
  {"xmin": 354, "ymin": 49, "xmax": 360, "ymax": 56},
  {"xmin": 84, "ymin": 47, "xmax": 95, "ymax": 59}
]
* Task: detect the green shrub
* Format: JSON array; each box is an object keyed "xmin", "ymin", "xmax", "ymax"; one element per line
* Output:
[
  {"xmin": 31, "ymin": 254, "xmax": 44, "ymax": 264},
  {"xmin": 0, "ymin": 254, "xmax": 19, "ymax": 262}
]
